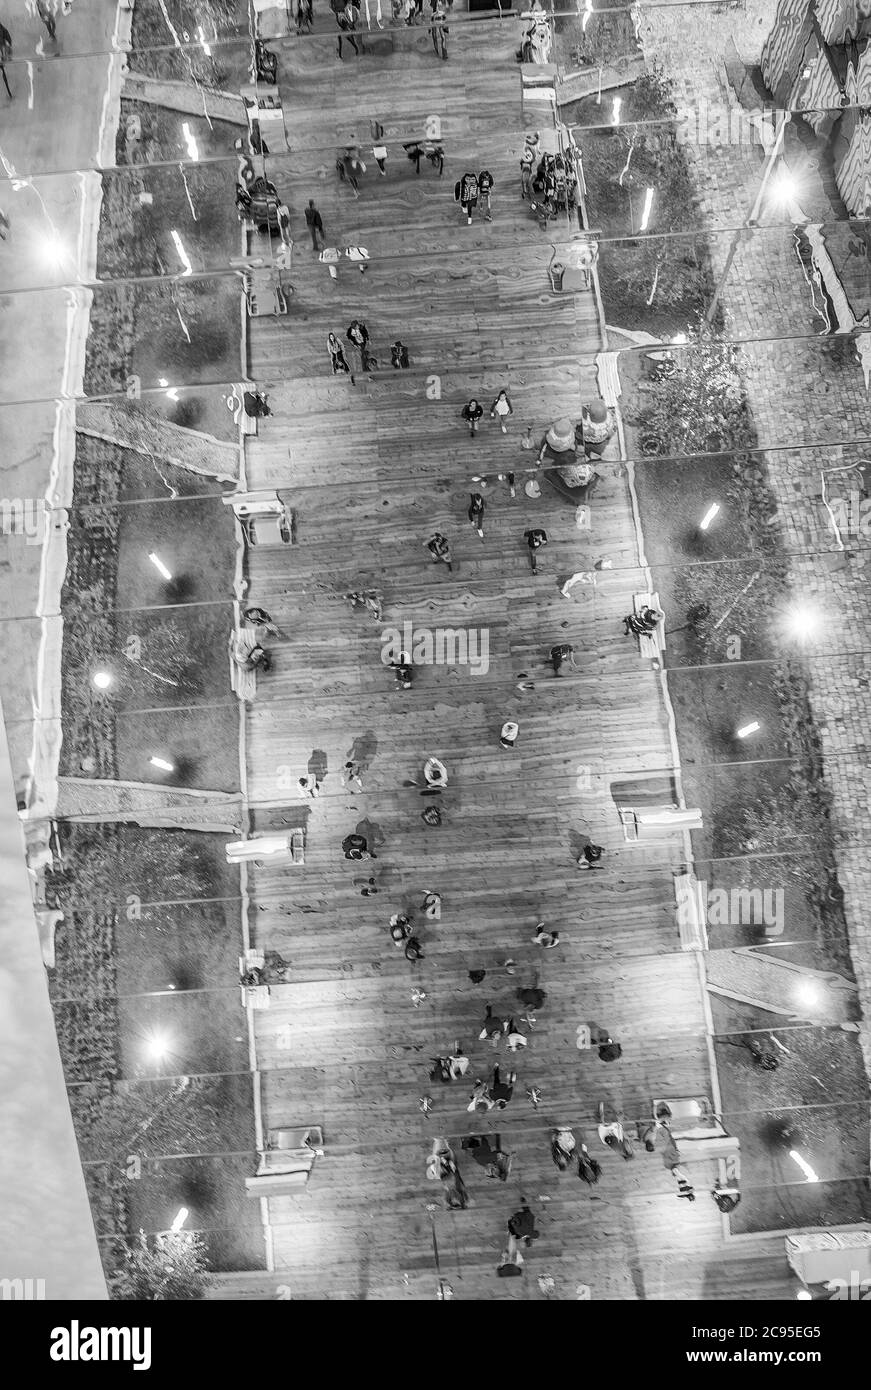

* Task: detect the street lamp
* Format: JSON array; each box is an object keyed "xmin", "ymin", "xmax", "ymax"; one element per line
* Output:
[{"xmin": 148, "ymin": 552, "xmax": 173, "ymax": 582}]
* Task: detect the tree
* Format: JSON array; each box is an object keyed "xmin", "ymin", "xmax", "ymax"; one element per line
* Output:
[{"xmin": 110, "ymin": 1230, "xmax": 210, "ymax": 1301}]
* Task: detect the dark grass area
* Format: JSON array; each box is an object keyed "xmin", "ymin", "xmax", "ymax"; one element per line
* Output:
[
  {"xmin": 117, "ymin": 990, "xmax": 249, "ymax": 1081},
  {"xmin": 114, "ymin": 898, "xmax": 243, "ymax": 997},
  {"xmin": 72, "ymin": 1073, "xmax": 257, "ymax": 1162},
  {"xmin": 129, "ymin": 0, "xmax": 250, "ymax": 88}
]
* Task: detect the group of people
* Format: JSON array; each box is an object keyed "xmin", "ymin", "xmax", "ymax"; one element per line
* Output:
[
  {"xmin": 461, "ymin": 391, "xmax": 513, "ymax": 436},
  {"xmin": 454, "ymin": 170, "xmax": 495, "ymax": 224}
]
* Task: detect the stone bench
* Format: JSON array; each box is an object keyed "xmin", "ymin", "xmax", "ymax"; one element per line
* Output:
[
  {"xmin": 634, "ymin": 591, "xmax": 665, "ymax": 667},
  {"xmin": 229, "ymin": 629, "xmax": 259, "ymax": 701}
]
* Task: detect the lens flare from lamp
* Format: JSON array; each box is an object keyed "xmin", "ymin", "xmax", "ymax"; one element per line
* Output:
[
  {"xmin": 781, "ymin": 602, "xmax": 823, "ymax": 644},
  {"xmin": 92, "ymin": 670, "xmax": 113, "ymax": 690},
  {"xmin": 795, "ymin": 980, "xmax": 821, "ymax": 1008},
  {"xmin": 144, "ymin": 1031, "xmax": 170, "ymax": 1063}
]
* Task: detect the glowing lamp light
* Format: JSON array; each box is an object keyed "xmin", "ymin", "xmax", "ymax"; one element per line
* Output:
[
  {"xmin": 150, "ymin": 756, "xmax": 175, "ymax": 773},
  {"xmin": 582, "ymin": 0, "xmax": 593, "ymax": 31},
  {"xmin": 170, "ymin": 1207, "xmax": 189, "ymax": 1233},
  {"xmin": 788, "ymin": 1150, "xmax": 819, "ymax": 1183},
  {"xmin": 699, "ymin": 503, "xmax": 721, "ymax": 531},
  {"xmin": 171, "ymin": 229, "xmax": 193, "ymax": 277},
  {"xmin": 196, "ymin": 25, "xmax": 212, "ymax": 56},
  {"xmin": 770, "ymin": 169, "xmax": 799, "ymax": 204},
  {"xmin": 38, "ymin": 230, "xmax": 67, "ymax": 269},
  {"xmin": 148, "ymin": 552, "xmax": 173, "ymax": 582},
  {"xmin": 639, "ymin": 187, "xmax": 655, "ymax": 232},
  {"xmin": 92, "ymin": 670, "xmax": 113, "ymax": 690},
  {"xmin": 181, "ymin": 121, "xmax": 200, "ymax": 162},
  {"xmin": 144, "ymin": 1031, "xmax": 170, "ymax": 1062},
  {"xmin": 796, "ymin": 1289, "xmax": 813, "ymax": 1300},
  {"xmin": 795, "ymin": 980, "xmax": 822, "ymax": 1008},
  {"xmin": 165, "ymin": 387, "xmax": 180, "ymax": 402},
  {"xmin": 611, "ymin": 97, "xmax": 622, "ymax": 125},
  {"xmin": 781, "ymin": 602, "xmax": 822, "ymax": 644},
  {"xmin": 736, "ymin": 721, "xmax": 761, "ymax": 739},
  {"xmin": 672, "ymin": 332, "xmax": 688, "ymax": 345}
]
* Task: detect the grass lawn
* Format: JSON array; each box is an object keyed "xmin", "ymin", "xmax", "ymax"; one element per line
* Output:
[
  {"xmin": 130, "ymin": 0, "xmax": 251, "ymax": 90},
  {"xmin": 126, "ymin": 1154, "xmax": 266, "ymax": 1271}
]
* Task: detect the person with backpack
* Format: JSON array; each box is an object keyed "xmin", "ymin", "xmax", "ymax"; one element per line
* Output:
[
  {"xmin": 524, "ymin": 527, "xmax": 548, "ymax": 574},
  {"xmin": 461, "ymin": 397, "xmax": 484, "ymax": 436},
  {"xmin": 477, "ymin": 168, "xmax": 494, "ymax": 221},
  {"xmin": 454, "ymin": 171, "xmax": 479, "ymax": 224}
]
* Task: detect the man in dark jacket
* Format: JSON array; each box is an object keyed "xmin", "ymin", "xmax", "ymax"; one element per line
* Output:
[{"xmin": 304, "ymin": 200, "xmax": 324, "ymax": 251}]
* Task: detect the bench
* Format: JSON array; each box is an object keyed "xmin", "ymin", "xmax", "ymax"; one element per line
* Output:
[
  {"xmin": 229, "ymin": 629, "xmax": 259, "ymax": 701},
  {"xmin": 240, "ymin": 983, "xmax": 271, "ymax": 1009},
  {"xmin": 634, "ymin": 591, "xmax": 666, "ymax": 667},
  {"xmin": 227, "ymin": 383, "xmax": 258, "ymax": 436},
  {"xmin": 673, "ymin": 870, "xmax": 707, "ymax": 951}
]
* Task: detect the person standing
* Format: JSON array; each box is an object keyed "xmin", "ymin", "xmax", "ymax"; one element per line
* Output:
[
  {"xmin": 342, "ymin": 759, "xmax": 364, "ymax": 790},
  {"xmin": 404, "ymin": 935, "xmax": 425, "ymax": 961},
  {"xmin": 477, "ymin": 169, "xmax": 494, "ymax": 221},
  {"xmin": 550, "ymin": 641, "xmax": 574, "ymax": 675},
  {"xmin": 298, "ymin": 774, "xmax": 321, "ymax": 798},
  {"xmin": 373, "ymin": 136, "xmax": 388, "ymax": 175},
  {"xmin": 346, "ymin": 319, "xmax": 369, "ymax": 373},
  {"xmin": 490, "ymin": 389, "xmax": 513, "ymax": 432},
  {"xmin": 454, "ymin": 172, "xmax": 479, "ymax": 224},
  {"xmin": 524, "ymin": 527, "xmax": 548, "ymax": 574},
  {"xmin": 404, "ymin": 141, "xmax": 424, "ymax": 176},
  {"xmin": 0, "ymin": 22, "xmax": 13, "ymax": 98},
  {"xmin": 468, "ymin": 492, "xmax": 485, "ymax": 539},
  {"xmin": 500, "ymin": 721, "xmax": 519, "ymax": 749},
  {"xmin": 390, "ymin": 340, "xmax": 410, "ymax": 368},
  {"xmin": 491, "ymin": 1066, "xmax": 516, "ymax": 1109},
  {"xmin": 430, "ymin": 2, "xmax": 448, "ymax": 59},
  {"xmin": 327, "ymin": 332, "xmax": 354, "ymax": 382},
  {"xmin": 305, "ymin": 200, "xmax": 325, "ymax": 251},
  {"xmin": 336, "ymin": 0, "xmax": 360, "ymax": 58},
  {"xmin": 461, "ymin": 398, "xmax": 484, "ymax": 436},
  {"xmin": 577, "ymin": 842, "xmax": 604, "ymax": 871},
  {"xmin": 520, "ymin": 143, "xmax": 535, "ymax": 200}
]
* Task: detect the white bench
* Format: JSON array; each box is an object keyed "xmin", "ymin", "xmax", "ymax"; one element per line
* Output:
[
  {"xmin": 634, "ymin": 591, "xmax": 666, "ymax": 667},
  {"xmin": 673, "ymin": 870, "xmax": 707, "ymax": 951},
  {"xmin": 229, "ymin": 629, "xmax": 259, "ymax": 701}
]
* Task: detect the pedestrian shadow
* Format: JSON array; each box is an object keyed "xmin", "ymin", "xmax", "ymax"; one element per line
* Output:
[
  {"xmin": 347, "ymin": 731, "xmax": 378, "ymax": 772},
  {"xmin": 308, "ymin": 748, "xmax": 329, "ymax": 783}
]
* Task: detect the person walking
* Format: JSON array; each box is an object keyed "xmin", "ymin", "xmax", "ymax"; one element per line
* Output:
[
  {"xmin": 550, "ymin": 642, "xmax": 574, "ymax": 676},
  {"xmin": 590, "ymin": 1024, "xmax": 622, "ymax": 1062},
  {"xmin": 405, "ymin": 935, "xmax": 425, "ymax": 961},
  {"xmin": 390, "ymin": 340, "xmax": 410, "ymax": 368},
  {"xmin": 298, "ymin": 774, "xmax": 321, "ymax": 798},
  {"xmin": 36, "ymin": 0, "xmax": 57, "ymax": 41},
  {"xmin": 0, "ymin": 22, "xmax": 13, "ymax": 98},
  {"xmin": 430, "ymin": 2, "xmax": 448, "ymax": 59},
  {"xmin": 500, "ymin": 720, "xmax": 519, "ymax": 749},
  {"xmin": 490, "ymin": 389, "xmax": 513, "ymax": 432},
  {"xmin": 327, "ymin": 332, "xmax": 354, "ymax": 382},
  {"xmin": 524, "ymin": 527, "xmax": 548, "ymax": 574},
  {"xmin": 461, "ymin": 398, "xmax": 484, "ymax": 436},
  {"xmin": 491, "ymin": 1065, "xmax": 516, "ymax": 1109},
  {"xmin": 335, "ymin": 0, "xmax": 360, "ymax": 58},
  {"xmin": 520, "ymin": 143, "xmax": 535, "ymax": 200},
  {"xmin": 623, "ymin": 604, "xmax": 664, "ymax": 638},
  {"xmin": 342, "ymin": 759, "xmax": 364, "ymax": 791},
  {"xmin": 505, "ymin": 1018, "xmax": 528, "ymax": 1052},
  {"xmin": 346, "ymin": 318, "xmax": 369, "ymax": 372},
  {"xmin": 531, "ymin": 923, "xmax": 559, "ymax": 948},
  {"xmin": 372, "ymin": 138, "xmax": 388, "ymax": 175},
  {"xmin": 468, "ymin": 492, "xmax": 485, "ymax": 539},
  {"xmin": 404, "ymin": 141, "xmax": 424, "ymax": 176},
  {"xmin": 424, "ymin": 140, "xmax": 445, "ymax": 176},
  {"xmin": 454, "ymin": 172, "xmax": 479, "ymax": 224},
  {"xmin": 477, "ymin": 169, "xmax": 494, "ymax": 221},
  {"xmin": 243, "ymin": 606, "xmax": 279, "ymax": 636},
  {"xmin": 426, "ymin": 532, "xmax": 453, "ymax": 572},
  {"xmin": 478, "ymin": 1004, "xmax": 503, "ymax": 1046},
  {"xmin": 597, "ymin": 1103, "xmax": 634, "ymax": 1159},
  {"xmin": 467, "ymin": 1078, "xmax": 494, "ymax": 1113},
  {"xmin": 305, "ymin": 200, "xmax": 325, "ymax": 251}
]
